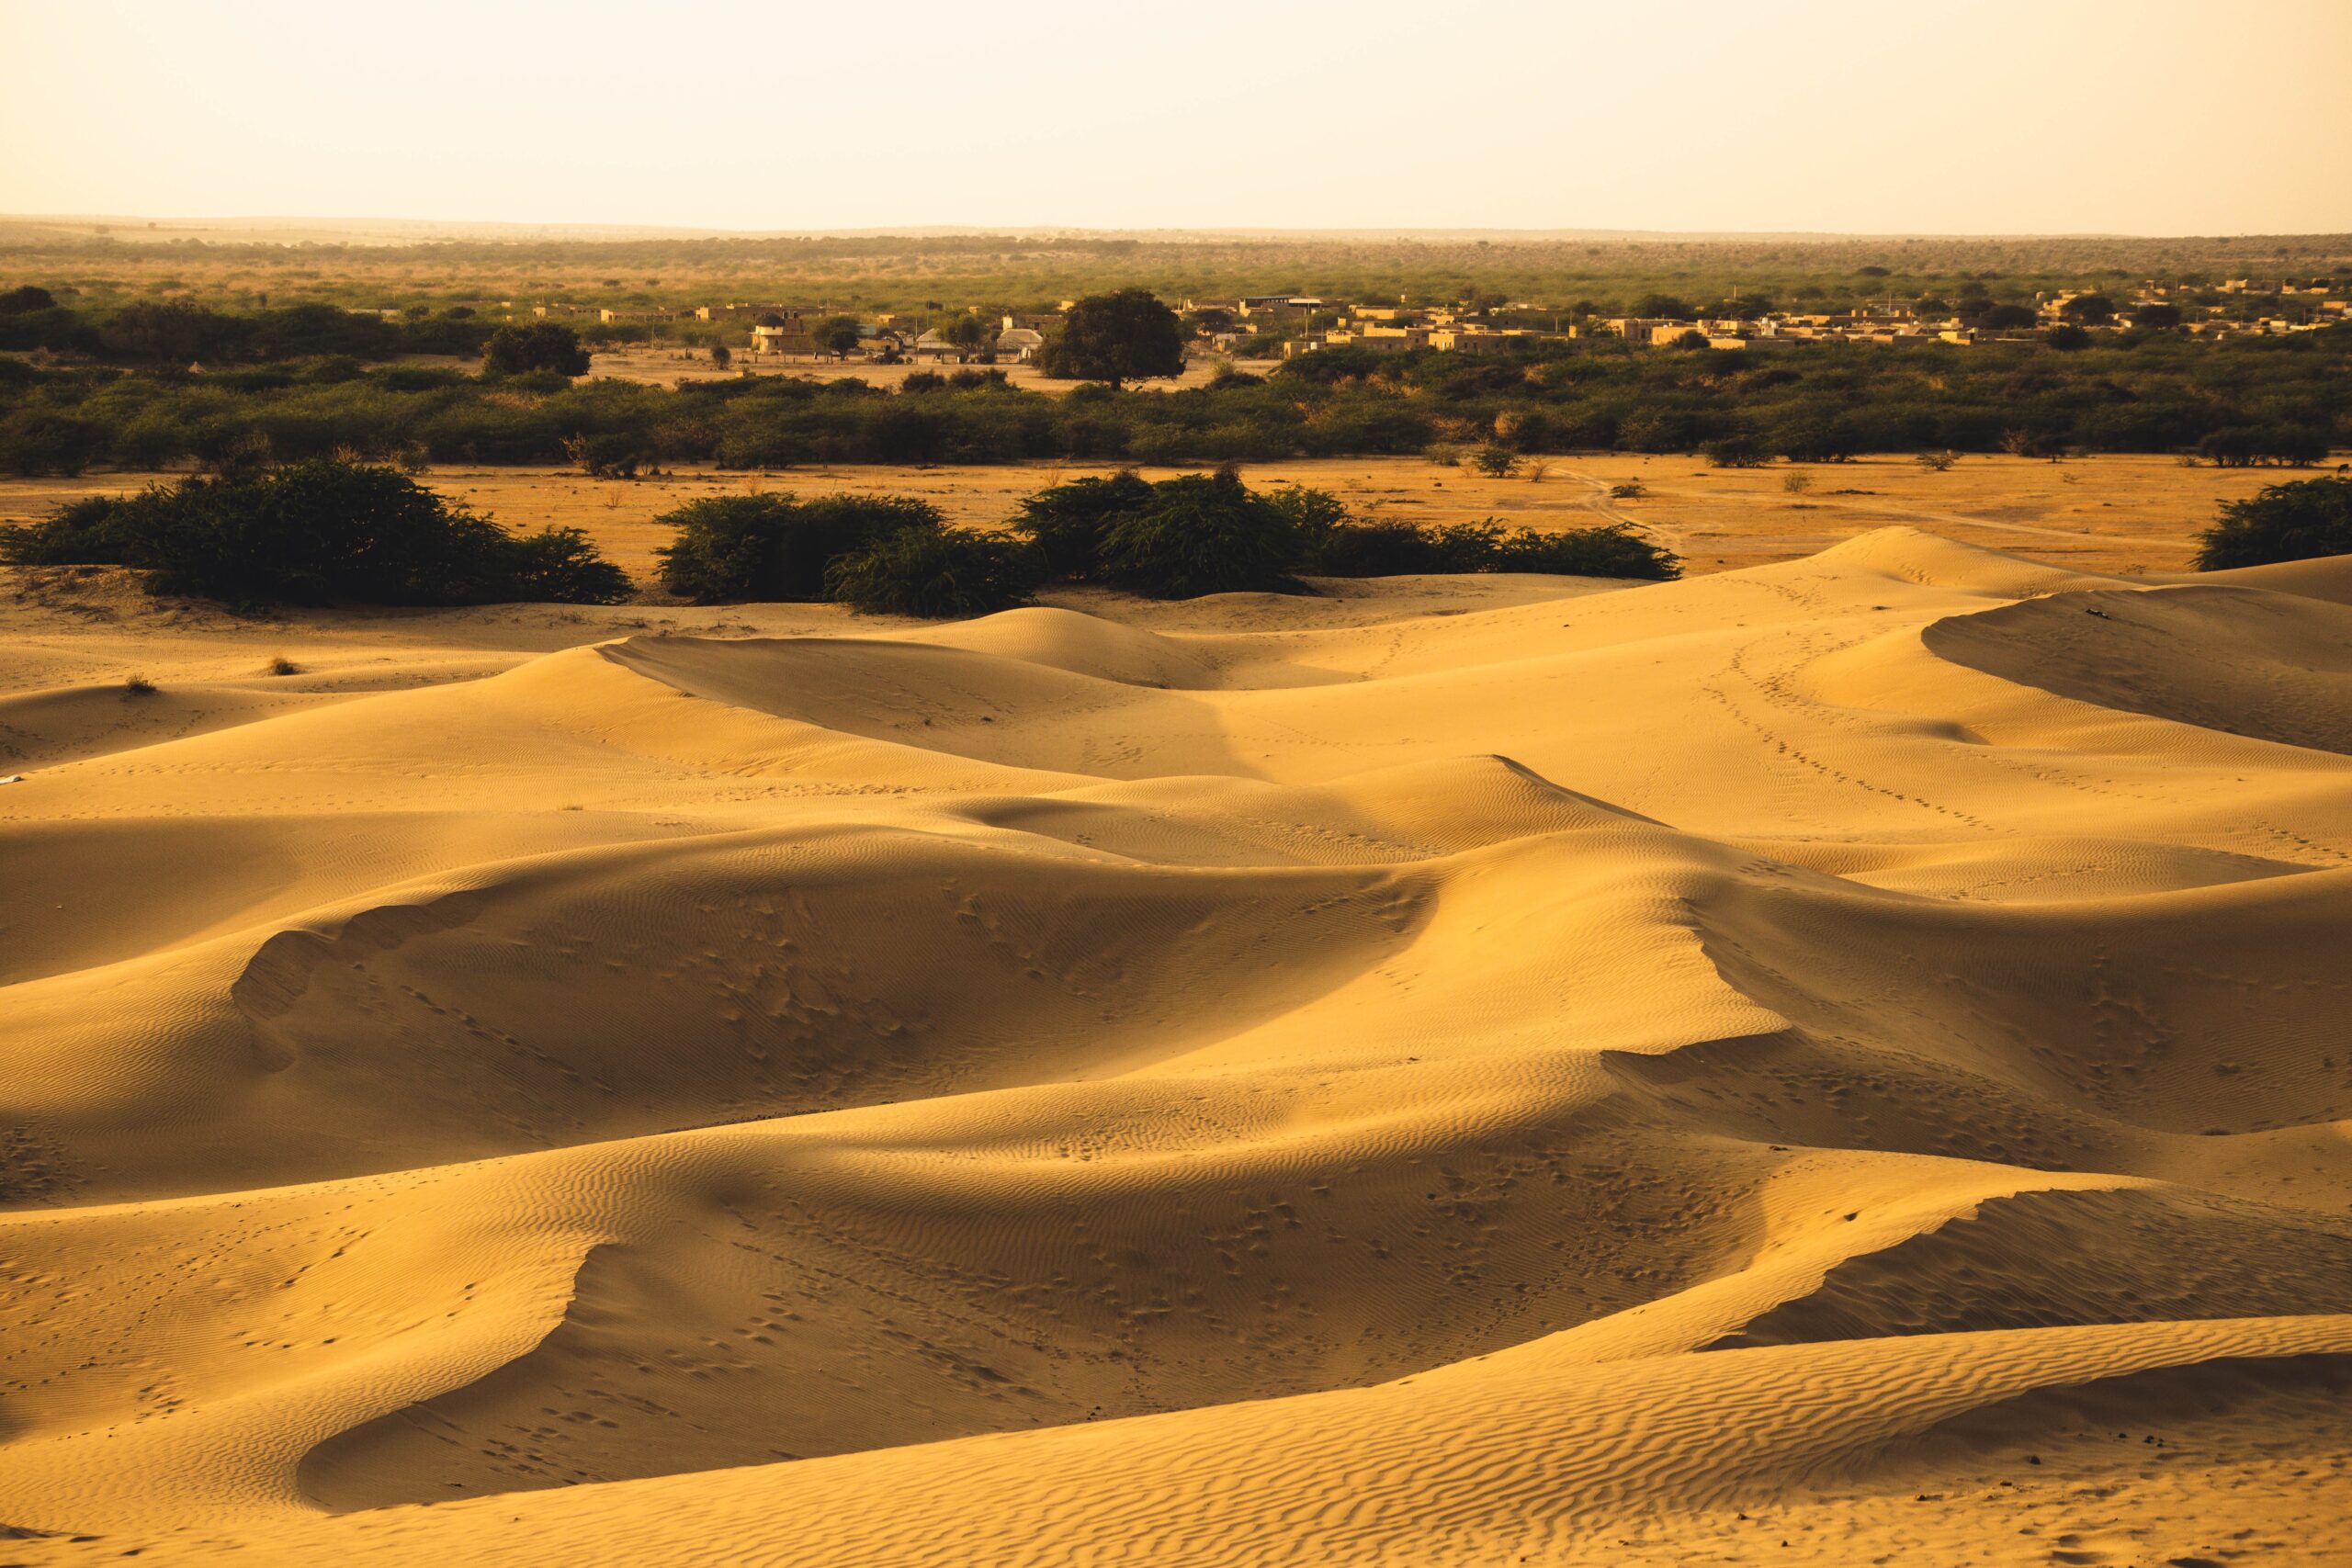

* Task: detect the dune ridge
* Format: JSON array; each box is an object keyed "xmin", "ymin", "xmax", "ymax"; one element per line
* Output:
[{"xmin": 2, "ymin": 526, "xmax": 2347, "ymax": 1564}]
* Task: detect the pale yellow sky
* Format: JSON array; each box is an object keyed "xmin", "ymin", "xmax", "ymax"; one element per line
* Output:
[{"xmin": 3, "ymin": 0, "xmax": 2346, "ymax": 235}]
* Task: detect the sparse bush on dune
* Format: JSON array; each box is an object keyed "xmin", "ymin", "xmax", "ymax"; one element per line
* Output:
[
  {"xmin": 653, "ymin": 492, "xmax": 945, "ymax": 602},
  {"xmin": 1309, "ymin": 516, "xmax": 1678, "ymax": 580},
  {"xmin": 2195, "ymin": 476, "xmax": 2352, "ymax": 570},
  {"xmin": 1095, "ymin": 469, "xmax": 1306, "ymax": 598},
  {"xmin": 1304, "ymin": 518, "xmax": 1469, "ymax": 575},
  {"xmin": 1006, "ymin": 467, "xmax": 1309, "ymax": 599},
  {"xmin": 1003, "ymin": 468, "xmax": 1682, "ymax": 598},
  {"xmin": 1007, "ymin": 469, "xmax": 1156, "ymax": 581},
  {"xmin": 1483, "ymin": 522, "xmax": 1679, "ymax": 579},
  {"xmin": 0, "ymin": 458, "xmax": 632, "ymax": 607},
  {"xmin": 824, "ymin": 527, "xmax": 1041, "ymax": 617}
]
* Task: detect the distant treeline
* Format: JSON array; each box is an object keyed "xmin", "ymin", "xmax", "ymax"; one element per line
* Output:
[
  {"xmin": 3, "ymin": 330, "xmax": 2346, "ymax": 476},
  {"xmin": 6, "ymin": 227, "xmax": 2346, "ymax": 320},
  {"xmin": 0, "ymin": 295, "xmax": 493, "ymax": 365}
]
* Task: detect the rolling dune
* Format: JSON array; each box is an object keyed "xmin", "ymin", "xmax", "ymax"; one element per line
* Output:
[{"xmin": 2, "ymin": 526, "xmax": 2347, "ymax": 1565}]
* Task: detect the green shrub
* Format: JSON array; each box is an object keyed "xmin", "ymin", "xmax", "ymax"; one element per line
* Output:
[
  {"xmin": 824, "ymin": 527, "xmax": 1040, "ymax": 616},
  {"xmin": 563, "ymin": 431, "xmax": 649, "ymax": 479},
  {"xmin": 1008, "ymin": 469, "xmax": 1156, "ymax": 580},
  {"xmin": 0, "ymin": 411, "xmax": 106, "ymax": 476},
  {"xmin": 1093, "ymin": 470, "xmax": 1303, "ymax": 598},
  {"xmin": 653, "ymin": 491, "xmax": 943, "ymax": 601},
  {"xmin": 2195, "ymin": 476, "xmax": 2352, "ymax": 569},
  {"xmin": 1308, "ymin": 517, "xmax": 1678, "ymax": 580},
  {"xmin": 0, "ymin": 459, "xmax": 631, "ymax": 606},
  {"xmin": 1486, "ymin": 523, "xmax": 1679, "ymax": 579},
  {"xmin": 1308, "ymin": 520, "xmax": 1465, "ymax": 575},
  {"xmin": 2198, "ymin": 425, "xmax": 2330, "ymax": 468},
  {"xmin": 483, "ymin": 322, "xmax": 591, "ymax": 378}
]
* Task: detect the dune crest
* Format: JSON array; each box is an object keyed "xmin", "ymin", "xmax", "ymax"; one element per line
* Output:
[{"xmin": 3, "ymin": 526, "xmax": 2347, "ymax": 1564}]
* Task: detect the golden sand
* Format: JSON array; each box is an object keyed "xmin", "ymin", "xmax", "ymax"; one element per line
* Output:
[{"xmin": 3, "ymin": 526, "xmax": 2348, "ymax": 1564}]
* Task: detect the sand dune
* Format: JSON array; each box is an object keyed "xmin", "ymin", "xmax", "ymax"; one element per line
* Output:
[{"xmin": 2, "ymin": 526, "xmax": 2347, "ymax": 1564}]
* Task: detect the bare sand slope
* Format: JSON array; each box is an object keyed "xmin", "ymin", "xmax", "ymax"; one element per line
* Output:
[{"xmin": 2, "ymin": 527, "xmax": 2348, "ymax": 1565}]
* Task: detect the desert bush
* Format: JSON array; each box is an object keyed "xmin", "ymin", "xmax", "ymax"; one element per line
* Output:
[
  {"xmin": 1007, "ymin": 469, "xmax": 1156, "ymax": 580},
  {"xmin": 482, "ymin": 323, "xmax": 591, "ymax": 378},
  {"xmin": 1470, "ymin": 444, "xmax": 1521, "ymax": 477},
  {"xmin": 2198, "ymin": 425, "xmax": 2330, "ymax": 468},
  {"xmin": 2194, "ymin": 476, "xmax": 2352, "ymax": 569},
  {"xmin": 0, "ymin": 458, "xmax": 630, "ymax": 606},
  {"xmin": 1485, "ymin": 523, "xmax": 1679, "ymax": 579},
  {"xmin": 653, "ymin": 491, "xmax": 943, "ymax": 601},
  {"xmin": 0, "ymin": 410, "xmax": 106, "ymax": 475},
  {"xmin": 562, "ymin": 430, "xmax": 648, "ymax": 479},
  {"xmin": 1308, "ymin": 517, "xmax": 1677, "ymax": 581},
  {"xmin": 823, "ymin": 526, "xmax": 1040, "ymax": 616},
  {"xmin": 1093, "ymin": 469, "xmax": 1303, "ymax": 598}
]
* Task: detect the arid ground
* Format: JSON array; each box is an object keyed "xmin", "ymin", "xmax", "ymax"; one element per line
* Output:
[
  {"xmin": 2, "ymin": 501, "xmax": 2349, "ymax": 1563},
  {"xmin": 0, "ymin": 453, "xmax": 2301, "ymax": 585}
]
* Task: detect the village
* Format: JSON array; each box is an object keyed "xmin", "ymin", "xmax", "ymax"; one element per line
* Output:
[{"xmin": 512, "ymin": 273, "xmax": 2352, "ymax": 369}]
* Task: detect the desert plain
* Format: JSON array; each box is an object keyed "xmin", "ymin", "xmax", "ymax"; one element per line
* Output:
[{"xmin": 3, "ymin": 479, "xmax": 2350, "ymax": 1564}]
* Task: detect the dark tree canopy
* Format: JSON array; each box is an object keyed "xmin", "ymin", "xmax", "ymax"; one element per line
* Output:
[
  {"xmin": 0, "ymin": 285, "xmax": 57, "ymax": 315},
  {"xmin": 1970, "ymin": 302, "xmax": 2039, "ymax": 329},
  {"xmin": 2195, "ymin": 477, "xmax": 2352, "ymax": 569},
  {"xmin": 482, "ymin": 322, "xmax": 592, "ymax": 378},
  {"xmin": 816, "ymin": 315, "xmax": 864, "ymax": 358},
  {"xmin": 1036, "ymin": 289, "xmax": 1185, "ymax": 389},
  {"xmin": 0, "ymin": 458, "xmax": 628, "ymax": 606}
]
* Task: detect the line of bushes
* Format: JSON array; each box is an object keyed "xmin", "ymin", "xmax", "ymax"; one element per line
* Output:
[
  {"xmin": 0, "ymin": 458, "xmax": 628, "ymax": 607},
  {"xmin": 2194, "ymin": 476, "xmax": 2352, "ymax": 570},
  {"xmin": 658, "ymin": 468, "xmax": 1679, "ymax": 617},
  {"xmin": 0, "ymin": 297, "xmax": 494, "ymax": 367},
  {"xmin": 3, "ymin": 324, "xmax": 2344, "ymax": 478}
]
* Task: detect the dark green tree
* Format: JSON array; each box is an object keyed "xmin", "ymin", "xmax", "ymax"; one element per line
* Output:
[
  {"xmin": 654, "ymin": 492, "xmax": 942, "ymax": 601},
  {"xmin": 0, "ymin": 459, "xmax": 628, "ymax": 605},
  {"xmin": 1036, "ymin": 289, "xmax": 1185, "ymax": 389},
  {"xmin": 482, "ymin": 322, "xmax": 591, "ymax": 378},
  {"xmin": 816, "ymin": 315, "xmax": 865, "ymax": 358},
  {"xmin": 2195, "ymin": 477, "xmax": 2352, "ymax": 568},
  {"xmin": 938, "ymin": 314, "xmax": 990, "ymax": 359},
  {"xmin": 824, "ymin": 526, "xmax": 1040, "ymax": 616}
]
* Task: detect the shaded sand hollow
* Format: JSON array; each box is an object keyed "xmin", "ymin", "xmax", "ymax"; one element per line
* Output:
[{"xmin": 3, "ymin": 531, "xmax": 2350, "ymax": 1565}]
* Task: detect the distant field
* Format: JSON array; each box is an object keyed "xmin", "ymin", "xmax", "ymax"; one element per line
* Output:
[{"xmin": 0, "ymin": 453, "xmax": 2285, "ymax": 586}]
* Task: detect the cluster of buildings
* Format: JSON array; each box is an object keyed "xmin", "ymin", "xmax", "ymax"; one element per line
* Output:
[
  {"xmin": 514, "ymin": 276, "xmax": 2346, "ymax": 370},
  {"xmin": 521, "ymin": 300, "xmax": 1069, "ymax": 363},
  {"xmin": 1246, "ymin": 278, "xmax": 2349, "ymax": 357}
]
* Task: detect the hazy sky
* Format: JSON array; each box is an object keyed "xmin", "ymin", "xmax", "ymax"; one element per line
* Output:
[{"xmin": 4, "ymin": 0, "xmax": 2346, "ymax": 235}]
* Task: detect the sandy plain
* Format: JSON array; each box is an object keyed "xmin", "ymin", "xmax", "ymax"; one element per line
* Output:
[{"xmin": 1, "ymin": 487, "xmax": 2349, "ymax": 1564}]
